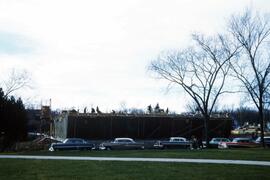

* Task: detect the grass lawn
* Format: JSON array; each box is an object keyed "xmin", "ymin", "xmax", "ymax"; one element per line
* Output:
[
  {"xmin": 5, "ymin": 148, "xmax": 270, "ymax": 161},
  {"xmin": 1, "ymin": 159, "xmax": 270, "ymax": 180}
]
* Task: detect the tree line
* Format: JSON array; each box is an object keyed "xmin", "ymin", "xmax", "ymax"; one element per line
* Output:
[{"xmin": 0, "ymin": 88, "xmax": 28, "ymax": 151}]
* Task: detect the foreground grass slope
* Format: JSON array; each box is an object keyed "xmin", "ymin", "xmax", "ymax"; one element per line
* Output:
[
  {"xmin": 1, "ymin": 159, "xmax": 270, "ymax": 180},
  {"xmin": 9, "ymin": 148, "xmax": 270, "ymax": 161}
]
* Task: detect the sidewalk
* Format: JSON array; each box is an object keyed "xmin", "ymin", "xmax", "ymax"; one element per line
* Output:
[{"xmin": 1, "ymin": 155, "xmax": 270, "ymax": 166}]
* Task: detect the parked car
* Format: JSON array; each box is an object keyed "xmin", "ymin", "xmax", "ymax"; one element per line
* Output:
[
  {"xmin": 154, "ymin": 137, "xmax": 190, "ymax": 149},
  {"xmin": 218, "ymin": 137, "xmax": 260, "ymax": 149},
  {"xmin": 255, "ymin": 136, "xmax": 270, "ymax": 147},
  {"xmin": 49, "ymin": 138, "xmax": 95, "ymax": 151},
  {"xmin": 99, "ymin": 138, "xmax": 144, "ymax": 150},
  {"xmin": 209, "ymin": 138, "xmax": 230, "ymax": 148}
]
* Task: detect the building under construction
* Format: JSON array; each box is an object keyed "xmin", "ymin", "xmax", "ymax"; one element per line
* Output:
[
  {"xmin": 53, "ymin": 111, "xmax": 232, "ymax": 140},
  {"xmin": 26, "ymin": 106, "xmax": 53, "ymax": 134}
]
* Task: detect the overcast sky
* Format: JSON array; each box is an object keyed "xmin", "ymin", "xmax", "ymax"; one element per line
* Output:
[{"xmin": 0, "ymin": 0, "xmax": 269, "ymax": 112}]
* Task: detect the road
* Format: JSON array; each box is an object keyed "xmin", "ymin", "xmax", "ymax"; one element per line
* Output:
[{"xmin": 0, "ymin": 155, "xmax": 270, "ymax": 166}]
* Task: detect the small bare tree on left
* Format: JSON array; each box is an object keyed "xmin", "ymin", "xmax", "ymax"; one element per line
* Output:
[{"xmin": 2, "ymin": 69, "xmax": 31, "ymax": 98}]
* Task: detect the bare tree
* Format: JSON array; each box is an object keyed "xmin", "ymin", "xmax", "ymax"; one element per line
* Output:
[
  {"xmin": 150, "ymin": 34, "xmax": 238, "ymax": 147},
  {"xmin": 2, "ymin": 69, "xmax": 31, "ymax": 98},
  {"xmin": 228, "ymin": 9, "xmax": 270, "ymax": 147}
]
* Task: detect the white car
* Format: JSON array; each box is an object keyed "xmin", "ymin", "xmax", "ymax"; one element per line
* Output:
[
  {"xmin": 209, "ymin": 138, "xmax": 230, "ymax": 148},
  {"xmin": 99, "ymin": 138, "xmax": 144, "ymax": 150},
  {"xmin": 154, "ymin": 137, "xmax": 190, "ymax": 149}
]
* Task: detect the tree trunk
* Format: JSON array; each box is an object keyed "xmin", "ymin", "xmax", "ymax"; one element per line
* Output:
[
  {"xmin": 259, "ymin": 104, "xmax": 265, "ymax": 148},
  {"xmin": 203, "ymin": 114, "xmax": 210, "ymax": 148}
]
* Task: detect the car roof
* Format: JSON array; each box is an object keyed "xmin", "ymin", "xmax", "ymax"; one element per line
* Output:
[
  {"xmin": 233, "ymin": 137, "xmax": 252, "ymax": 140},
  {"xmin": 115, "ymin": 138, "xmax": 134, "ymax": 141},
  {"xmin": 66, "ymin": 138, "xmax": 84, "ymax": 141},
  {"xmin": 211, "ymin": 138, "xmax": 229, "ymax": 141},
  {"xmin": 170, "ymin": 137, "xmax": 186, "ymax": 139}
]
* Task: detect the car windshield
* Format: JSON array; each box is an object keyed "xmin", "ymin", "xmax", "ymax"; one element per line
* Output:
[
  {"xmin": 256, "ymin": 137, "xmax": 270, "ymax": 142},
  {"xmin": 116, "ymin": 139, "xmax": 134, "ymax": 143},
  {"xmin": 170, "ymin": 137, "xmax": 186, "ymax": 142},
  {"xmin": 211, "ymin": 138, "xmax": 229, "ymax": 142},
  {"xmin": 233, "ymin": 139, "xmax": 250, "ymax": 143}
]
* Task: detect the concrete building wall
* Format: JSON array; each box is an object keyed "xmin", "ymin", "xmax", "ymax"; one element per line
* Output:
[{"xmin": 54, "ymin": 112, "xmax": 69, "ymax": 140}]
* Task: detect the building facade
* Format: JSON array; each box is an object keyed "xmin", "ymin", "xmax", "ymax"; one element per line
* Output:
[{"xmin": 54, "ymin": 111, "xmax": 232, "ymax": 140}]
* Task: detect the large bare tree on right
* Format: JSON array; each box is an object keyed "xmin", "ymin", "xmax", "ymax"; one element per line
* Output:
[
  {"xmin": 228, "ymin": 10, "xmax": 270, "ymax": 147},
  {"xmin": 150, "ymin": 34, "xmax": 238, "ymax": 147}
]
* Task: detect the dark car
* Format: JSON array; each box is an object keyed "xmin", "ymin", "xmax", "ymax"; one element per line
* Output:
[
  {"xmin": 49, "ymin": 138, "xmax": 95, "ymax": 151},
  {"xmin": 99, "ymin": 138, "xmax": 144, "ymax": 150},
  {"xmin": 255, "ymin": 136, "xmax": 270, "ymax": 147},
  {"xmin": 154, "ymin": 137, "xmax": 190, "ymax": 149},
  {"xmin": 219, "ymin": 137, "xmax": 260, "ymax": 149},
  {"xmin": 209, "ymin": 138, "xmax": 230, "ymax": 148}
]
